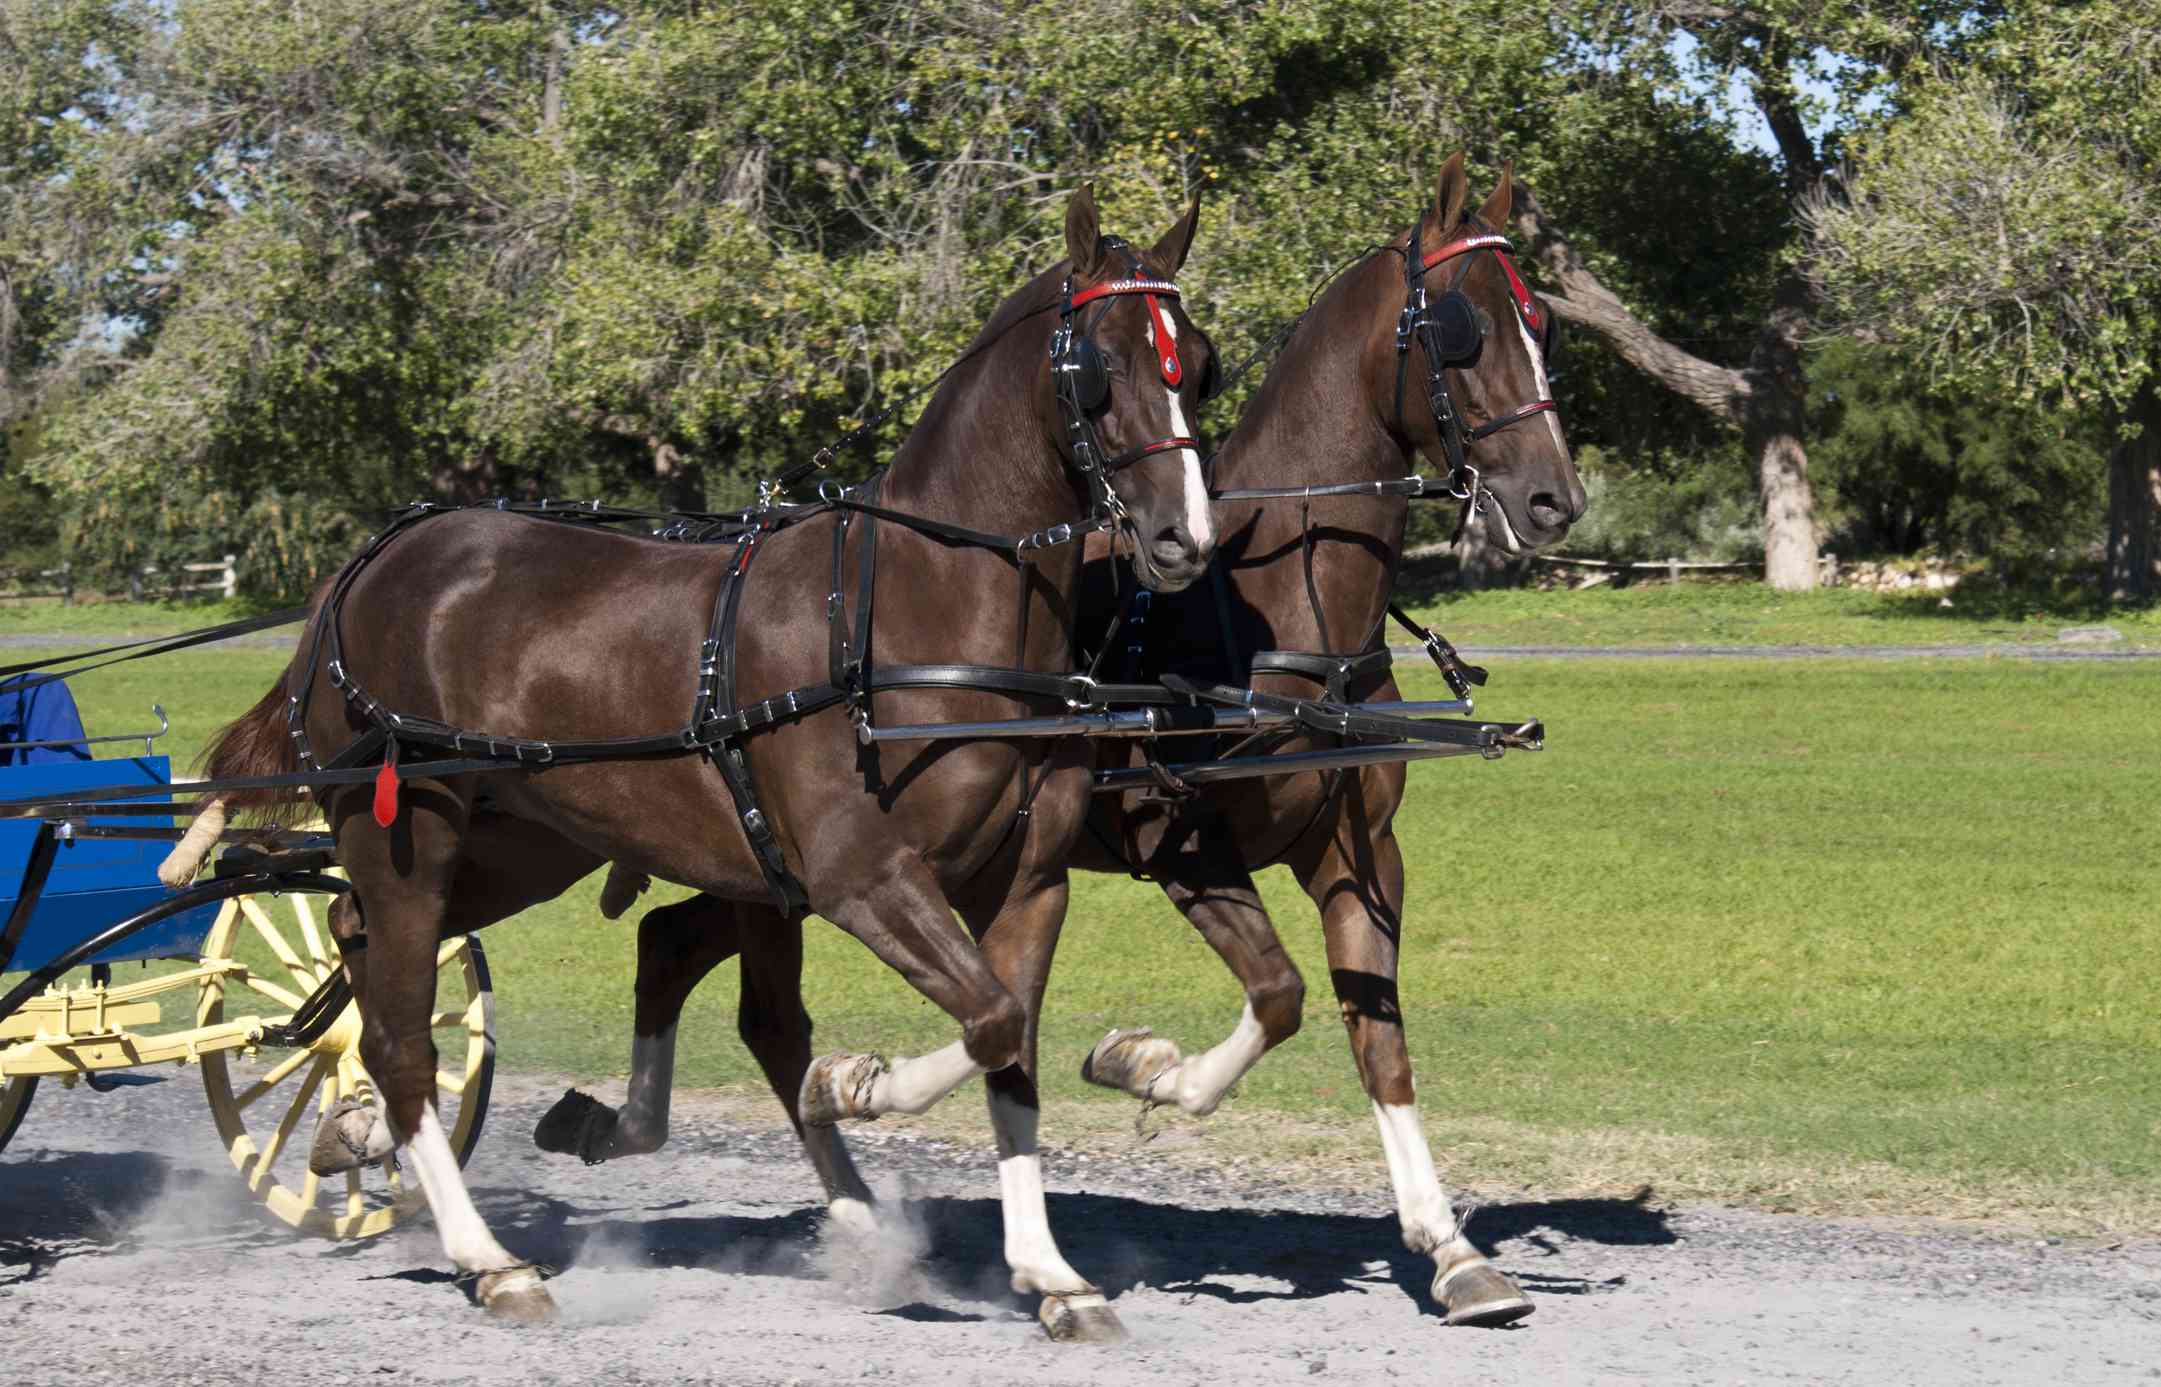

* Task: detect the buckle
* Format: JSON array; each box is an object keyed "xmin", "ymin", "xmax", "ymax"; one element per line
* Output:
[{"xmin": 1064, "ymin": 674, "xmax": 1099, "ymax": 710}]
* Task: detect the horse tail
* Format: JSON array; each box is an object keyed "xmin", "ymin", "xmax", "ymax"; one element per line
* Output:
[{"xmin": 159, "ymin": 579, "xmax": 332, "ymax": 885}]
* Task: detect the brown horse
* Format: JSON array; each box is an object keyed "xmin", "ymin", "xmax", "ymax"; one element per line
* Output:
[
  {"xmin": 548, "ymin": 156, "xmax": 1583, "ymax": 1327},
  {"xmin": 187, "ymin": 187, "xmax": 1219, "ymax": 1335}
]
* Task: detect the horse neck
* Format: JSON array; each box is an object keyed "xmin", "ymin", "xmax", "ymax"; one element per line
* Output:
[
  {"xmin": 1212, "ymin": 254, "xmax": 1416, "ymax": 656},
  {"xmin": 873, "ymin": 323, "xmax": 1088, "ymax": 671}
]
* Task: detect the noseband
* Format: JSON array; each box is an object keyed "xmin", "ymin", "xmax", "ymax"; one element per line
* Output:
[
  {"xmin": 1394, "ymin": 220, "xmax": 1560, "ymax": 514},
  {"xmin": 1052, "ymin": 236, "xmax": 1202, "ymax": 532}
]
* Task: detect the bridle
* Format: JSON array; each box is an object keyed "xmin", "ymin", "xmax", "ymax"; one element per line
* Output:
[
  {"xmin": 1051, "ymin": 235, "xmax": 1203, "ymax": 535},
  {"xmin": 1393, "ymin": 217, "xmax": 1560, "ymax": 516}
]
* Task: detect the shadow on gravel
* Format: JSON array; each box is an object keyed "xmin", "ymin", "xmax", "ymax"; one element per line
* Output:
[
  {"xmin": 0, "ymin": 1149, "xmax": 287, "ymax": 1285},
  {"xmin": 423, "ymin": 1180, "xmax": 1674, "ymax": 1319}
]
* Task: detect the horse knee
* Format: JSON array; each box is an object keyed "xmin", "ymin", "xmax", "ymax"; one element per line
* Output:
[
  {"xmin": 1251, "ymin": 967, "xmax": 1306, "ymax": 1045},
  {"xmin": 962, "ymin": 991, "xmax": 1026, "ymax": 1072},
  {"xmin": 634, "ymin": 899, "xmax": 735, "ymax": 1001}
]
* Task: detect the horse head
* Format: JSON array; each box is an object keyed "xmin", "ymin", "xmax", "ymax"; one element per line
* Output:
[
  {"xmin": 1387, "ymin": 153, "xmax": 1585, "ymax": 552},
  {"xmin": 1048, "ymin": 185, "xmax": 1219, "ymax": 592}
]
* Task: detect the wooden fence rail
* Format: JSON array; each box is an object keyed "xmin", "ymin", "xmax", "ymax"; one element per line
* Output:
[
  {"xmin": 0, "ymin": 554, "xmax": 238, "ymax": 604},
  {"xmin": 1401, "ymin": 544, "xmax": 1842, "ymax": 585}
]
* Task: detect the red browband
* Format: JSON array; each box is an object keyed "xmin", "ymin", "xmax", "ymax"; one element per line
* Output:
[
  {"xmin": 1070, "ymin": 277, "xmax": 1186, "ymax": 387},
  {"xmin": 1419, "ymin": 231, "xmax": 1544, "ymax": 338},
  {"xmin": 1068, "ymin": 277, "xmax": 1181, "ymax": 307}
]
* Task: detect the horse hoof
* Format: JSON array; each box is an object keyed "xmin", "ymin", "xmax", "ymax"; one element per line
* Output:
[
  {"xmin": 308, "ymin": 1098, "xmax": 390, "ymax": 1177},
  {"xmin": 800, "ymin": 1053, "xmax": 886, "ymax": 1126},
  {"xmin": 1080, "ymin": 1028, "xmax": 1182, "ymax": 1103},
  {"xmin": 1039, "ymin": 1290, "xmax": 1128, "ymax": 1344},
  {"xmin": 1436, "ymin": 1259, "xmax": 1533, "ymax": 1327},
  {"xmin": 533, "ymin": 1087, "xmax": 620, "ymax": 1164},
  {"xmin": 477, "ymin": 1267, "xmax": 558, "ymax": 1324}
]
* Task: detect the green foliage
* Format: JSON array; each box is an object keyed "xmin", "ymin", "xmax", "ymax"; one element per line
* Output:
[
  {"xmin": 8, "ymin": 0, "xmax": 2082, "ymax": 595},
  {"xmin": 1553, "ymin": 443, "xmax": 1763, "ymax": 564},
  {"xmin": 1809, "ymin": 339, "xmax": 2111, "ymax": 560},
  {"xmin": 1806, "ymin": 3, "xmax": 2161, "ymax": 418}
]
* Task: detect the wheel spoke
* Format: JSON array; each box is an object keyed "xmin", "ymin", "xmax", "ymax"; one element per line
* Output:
[
  {"xmin": 238, "ymin": 972, "xmax": 306, "ymax": 1013},
  {"xmin": 234, "ymin": 1047, "xmax": 314, "ymax": 1111},
  {"xmin": 291, "ymin": 893, "xmax": 327, "ymax": 967},
  {"xmin": 436, "ymin": 1069, "xmax": 466, "ymax": 1097},
  {"xmin": 435, "ymin": 937, "xmax": 463, "ymax": 969},
  {"xmin": 428, "ymin": 994, "xmax": 483, "ymax": 1033},
  {"xmin": 255, "ymin": 1055, "xmax": 330, "ymax": 1172},
  {"xmin": 242, "ymin": 896, "xmax": 317, "ymax": 990},
  {"xmin": 345, "ymin": 1168, "xmax": 363, "ymax": 1220}
]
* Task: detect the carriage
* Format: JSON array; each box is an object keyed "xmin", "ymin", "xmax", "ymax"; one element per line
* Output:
[{"xmin": 0, "ymin": 673, "xmax": 493, "ymax": 1240}]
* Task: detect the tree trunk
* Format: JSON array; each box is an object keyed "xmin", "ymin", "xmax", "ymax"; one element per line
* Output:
[
  {"xmin": 1743, "ymin": 273, "xmax": 1820, "ymax": 591},
  {"xmin": 2105, "ymin": 381, "xmax": 2161, "ymax": 602},
  {"xmin": 1515, "ymin": 185, "xmax": 1820, "ymax": 588}
]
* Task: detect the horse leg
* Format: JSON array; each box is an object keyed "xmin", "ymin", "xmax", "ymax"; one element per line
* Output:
[
  {"xmin": 336, "ymin": 789, "xmax": 556, "ymax": 1321},
  {"xmin": 317, "ymin": 817, "xmax": 601, "ymax": 1177},
  {"xmin": 730, "ymin": 905, "xmax": 881, "ymax": 1233},
  {"xmin": 1081, "ymin": 815, "xmax": 1304, "ymax": 1116},
  {"xmin": 534, "ymin": 892, "xmax": 743, "ymax": 1163},
  {"xmin": 1294, "ymin": 809, "xmax": 1532, "ymax": 1328},
  {"xmin": 967, "ymin": 879, "xmax": 1123, "ymax": 1342}
]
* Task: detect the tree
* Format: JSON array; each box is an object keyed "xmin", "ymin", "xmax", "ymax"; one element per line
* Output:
[
  {"xmin": 1510, "ymin": 3, "xmax": 2009, "ymax": 589},
  {"xmin": 1806, "ymin": 2, "xmax": 2161, "ymax": 599}
]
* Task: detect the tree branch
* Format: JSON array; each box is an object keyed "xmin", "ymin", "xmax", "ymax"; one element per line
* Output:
[{"xmin": 1512, "ymin": 183, "xmax": 1750, "ymax": 425}]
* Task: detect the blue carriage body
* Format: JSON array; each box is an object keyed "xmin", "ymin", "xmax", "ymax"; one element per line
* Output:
[{"xmin": 1, "ymin": 675, "xmax": 224, "ymax": 971}]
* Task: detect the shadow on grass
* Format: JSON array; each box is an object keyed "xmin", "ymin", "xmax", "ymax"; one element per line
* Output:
[{"xmin": 459, "ymin": 1180, "xmax": 1672, "ymax": 1319}]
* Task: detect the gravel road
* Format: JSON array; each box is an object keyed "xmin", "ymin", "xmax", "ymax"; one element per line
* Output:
[{"xmin": 4, "ymin": 1072, "xmax": 2157, "ymax": 1386}]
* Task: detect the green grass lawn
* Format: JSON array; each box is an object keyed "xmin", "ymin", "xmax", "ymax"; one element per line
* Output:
[
  {"xmin": 1398, "ymin": 576, "xmax": 2161, "ymax": 649},
  {"xmin": 21, "ymin": 646, "xmax": 2161, "ymax": 1230}
]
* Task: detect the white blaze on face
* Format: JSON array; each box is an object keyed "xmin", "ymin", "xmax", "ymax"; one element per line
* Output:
[
  {"xmin": 1513, "ymin": 307, "xmax": 1568, "ymax": 455},
  {"xmin": 1146, "ymin": 313, "xmax": 1213, "ymax": 553}
]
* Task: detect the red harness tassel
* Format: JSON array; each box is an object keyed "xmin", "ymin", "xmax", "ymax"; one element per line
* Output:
[{"xmin": 372, "ymin": 746, "xmax": 399, "ymax": 828}]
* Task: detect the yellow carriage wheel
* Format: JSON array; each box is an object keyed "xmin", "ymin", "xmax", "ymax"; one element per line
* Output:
[
  {"xmin": 196, "ymin": 883, "xmax": 494, "ymax": 1240},
  {"xmin": 0, "ymin": 1075, "xmax": 34, "ymax": 1154}
]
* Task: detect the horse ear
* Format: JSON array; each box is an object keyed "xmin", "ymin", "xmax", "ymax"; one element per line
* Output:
[
  {"xmin": 1477, "ymin": 160, "xmax": 1514, "ymax": 230},
  {"xmin": 1429, "ymin": 151, "xmax": 1470, "ymax": 236},
  {"xmin": 1065, "ymin": 184, "xmax": 1103, "ymax": 279},
  {"xmin": 1150, "ymin": 194, "xmax": 1201, "ymax": 276}
]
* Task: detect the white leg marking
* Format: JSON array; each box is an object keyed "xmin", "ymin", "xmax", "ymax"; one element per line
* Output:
[
  {"xmin": 406, "ymin": 1106, "xmax": 521, "ymax": 1273},
  {"xmin": 803, "ymin": 1122, "xmax": 878, "ymax": 1220},
  {"xmin": 988, "ymin": 1090, "xmax": 1091, "ymax": 1296},
  {"xmin": 1514, "ymin": 310, "xmax": 1568, "ymax": 455},
  {"xmin": 1149, "ymin": 315, "xmax": 1213, "ymax": 552},
  {"xmin": 868, "ymin": 1038, "xmax": 981, "ymax": 1116},
  {"xmin": 1371, "ymin": 1101, "xmax": 1461, "ymax": 1258},
  {"xmin": 1159, "ymin": 1002, "xmax": 1267, "ymax": 1116},
  {"xmin": 612, "ymin": 1023, "xmax": 676, "ymax": 1150}
]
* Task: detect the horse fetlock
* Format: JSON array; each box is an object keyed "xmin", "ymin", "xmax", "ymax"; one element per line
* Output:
[
  {"xmin": 1037, "ymin": 1289, "xmax": 1128, "ymax": 1344},
  {"xmin": 308, "ymin": 1098, "xmax": 395, "ymax": 1176},
  {"xmin": 800, "ymin": 1052, "xmax": 887, "ymax": 1126},
  {"xmin": 1434, "ymin": 1252, "xmax": 1532, "ymax": 1328},
  {"xmin": 1079, "ymin": 1028, "xmax": 1184, "ymax": 1103},
  {"xmin": 475, "ymin": 1266, "xmax": 558, "ymax": 1324}
]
